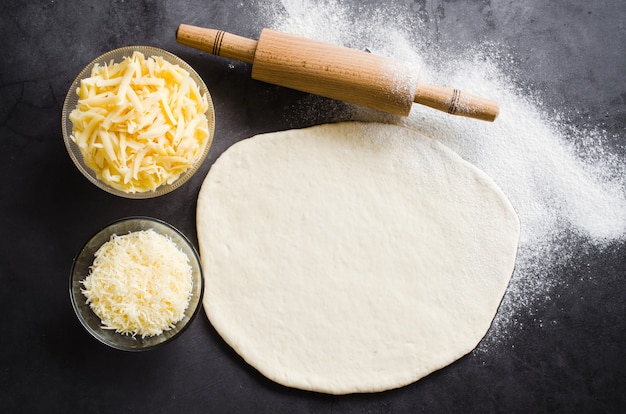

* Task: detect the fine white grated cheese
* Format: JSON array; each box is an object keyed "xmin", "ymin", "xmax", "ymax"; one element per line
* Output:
[
  {"xmin": 81, "ymin": 229, "xmax": 194, "ymax": 338},
  {"xmin": 69, "ymin": 51, "xmax": 211, "ymax": 193}
]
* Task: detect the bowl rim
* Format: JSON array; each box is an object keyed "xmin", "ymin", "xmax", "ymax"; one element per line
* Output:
[
  {"xmin": 69, "ymin": 215, "xmax": 205, "ymax": 351},
  {"xmin": 61, "ymin": 45, "xmax": 216, "ymax": 199}
]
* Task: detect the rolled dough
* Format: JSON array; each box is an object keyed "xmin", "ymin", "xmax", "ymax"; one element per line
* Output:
[{"xmin": 196, "ymin": 122, "xmax": 519, "ymax": 394}]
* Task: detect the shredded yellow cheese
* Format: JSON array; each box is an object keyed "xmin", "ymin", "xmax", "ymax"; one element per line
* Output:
[
  {"xmin": 81, "ymin": 229, "xmax": 194, "ymax": 338},
  {"xmin": 69, "ymin": 51, "xmax": 211, "ymax": 193}
]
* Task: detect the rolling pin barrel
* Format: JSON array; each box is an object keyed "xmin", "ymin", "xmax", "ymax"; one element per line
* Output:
[
  {"xmin": 176, "ymin": 24, "xmax": 499, "ymax": 121},
  {"xmin": 252, "ymin": 28, "xmax": 417, "ymax": 116}
]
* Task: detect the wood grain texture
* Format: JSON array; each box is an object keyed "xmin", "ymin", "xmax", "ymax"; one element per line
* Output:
[{"xmin": 251, "ymin": 29, "xmax": 417, "ymax": 116}]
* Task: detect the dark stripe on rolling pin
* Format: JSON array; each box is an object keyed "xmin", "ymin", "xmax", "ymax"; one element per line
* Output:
[
  {"xmin": 448, "ymin": 89, "xmax": 460, "ymax": 114},
  {"xmin": 213, "ymin": 30, "xmax": 225, "ymax": 56}
]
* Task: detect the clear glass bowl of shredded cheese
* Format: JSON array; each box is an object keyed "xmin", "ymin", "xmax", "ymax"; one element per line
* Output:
[
  {"xmin": 62, "ymin": 46, "xmax": 215, "ymax": 198},
  {"xmin": 70, "ymin": 216, "xmax": 204, "ymax": 351}
]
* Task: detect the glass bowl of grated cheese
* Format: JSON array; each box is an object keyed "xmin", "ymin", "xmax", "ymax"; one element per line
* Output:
[
  {"xmin": 70, "ymin": 216, "xmax": 204, "ymax": 351},
  {"xmin": 62, "ymin": 46, "xmax": 215, "ymax": 198}
]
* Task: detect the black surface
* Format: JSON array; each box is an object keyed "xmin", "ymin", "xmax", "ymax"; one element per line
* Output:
[{"xmin": 1, "ymin": 0, "xmax": 625, "ymax": 412}]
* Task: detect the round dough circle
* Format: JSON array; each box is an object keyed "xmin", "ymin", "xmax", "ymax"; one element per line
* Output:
[{"xmin": 197, "ymin": 122, "xmax": 519, "ymax": 394}]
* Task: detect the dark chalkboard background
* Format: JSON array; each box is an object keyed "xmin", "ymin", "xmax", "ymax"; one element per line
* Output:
[{"xmin": 1, "ymin": 1, "xmax": 624, "ymax": 412}]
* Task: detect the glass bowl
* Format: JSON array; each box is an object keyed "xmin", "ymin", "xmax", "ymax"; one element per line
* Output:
[
  {"xmin": 69, "ymin": 216, "xmax": 204, "ymax": 351},
  {"xmin": 61, "ymin": 46, "xmax": 215, "ymax": 198}
]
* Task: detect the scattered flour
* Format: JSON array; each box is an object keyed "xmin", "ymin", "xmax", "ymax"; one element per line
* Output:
[{"xmin": 249, "ymin": 0, "xmax": 626, "ymax": 349}]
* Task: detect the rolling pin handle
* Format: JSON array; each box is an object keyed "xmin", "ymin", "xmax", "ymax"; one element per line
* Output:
[
  {"xmin": 176, "ymin": 24, "xmax": 258, "ymax": 64},
  {"xmin": 413, "ymin": 83, "xmax": 499, "ymax": 122}
]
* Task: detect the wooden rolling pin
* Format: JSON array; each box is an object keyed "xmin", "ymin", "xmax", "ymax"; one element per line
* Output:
[{"xmin": 176, "ymin": 24, "xmax": 499, "ymax": 121}]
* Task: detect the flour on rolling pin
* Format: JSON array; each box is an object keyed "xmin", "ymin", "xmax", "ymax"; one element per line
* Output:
[
  {"xmin": 250, "ymin": 28, "xmax": 420, "ymax": 116},
  {"xmin": 176, "ymin": 24, "xmax": 499, "ymax": 121}
]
